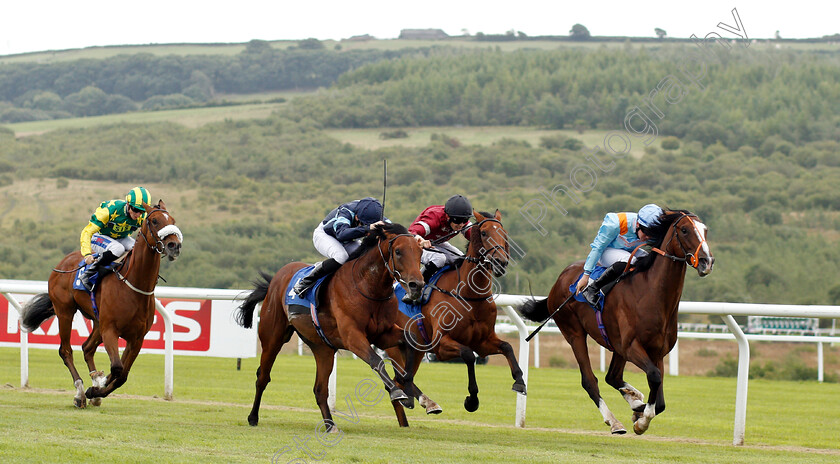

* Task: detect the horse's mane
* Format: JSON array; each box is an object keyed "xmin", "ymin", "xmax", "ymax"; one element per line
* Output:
[
  {"xmin": 346, "ymin": 222, "xmax": 410, "ymax": 261},
  {"xmin": 629, "ymin": 209, "xmax": 697, "ymax": 275}
]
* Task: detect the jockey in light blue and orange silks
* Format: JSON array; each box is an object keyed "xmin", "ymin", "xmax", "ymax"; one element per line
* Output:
[
  {"xmin": 78, "ymin": 187, "xmax": 151, "ymax": 290},
  {"xmin": 577, "ymin": 203, "xmax": 664, "ymax": 306}
]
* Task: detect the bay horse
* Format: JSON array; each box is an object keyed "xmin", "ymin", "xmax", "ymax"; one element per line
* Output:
[
  {"xmin": 19, "ymin": 200, "xmax": 183, "ymax": 408},
  {"xmin": 234, "ymin": 222, "xmax": 426, "ymax": 429},
  {"xmin": 387, "ymin": 210, "xmax": 527, "ymax": 413},
  {"xmin": 521, "ymin": 209, "xmax": 713, "ymax": 434}
]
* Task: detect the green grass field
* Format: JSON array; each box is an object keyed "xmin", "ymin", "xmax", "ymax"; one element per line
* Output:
[{"xmin": 1, "ymin": 347, "xmax": 838, "ymax": 463}]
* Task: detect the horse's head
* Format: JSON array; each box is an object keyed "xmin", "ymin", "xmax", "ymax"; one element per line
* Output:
[
  {"xmin": 471, "ymin": 210, "xmax": 509, "ymax": 277},
  {"xmin": 659, "ymin": 210, "xmax": 714, "ymax": 277},
  {"xmin": 140, "ymin": 200, "xmax": 183, "ymax": 261},
  {"xmin": 371, "ymin": 222, "xmax": 424, "ymax": 301}
]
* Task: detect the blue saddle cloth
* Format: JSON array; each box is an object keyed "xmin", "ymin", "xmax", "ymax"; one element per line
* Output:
[
  {"xmin": 569, "ymin": 265, "xmax": 608, "ymax": 311},
  {"xmin": 285, "ymin": 265, "xmax": 331, "ymax": 309},
  {"xmin": 394, "ymin": 266, "xmax": 450, "ymax": 318},
  {"xmin": 72, "ymin": 256, "xmax": 118, "ymax": 292}
]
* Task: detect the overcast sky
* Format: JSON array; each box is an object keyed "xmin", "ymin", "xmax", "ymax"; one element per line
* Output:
[{"xmin": 2, "ymin": 0, "xmax": 837, "ymax": 56}]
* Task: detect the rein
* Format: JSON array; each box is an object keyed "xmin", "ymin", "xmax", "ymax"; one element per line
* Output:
[{"xmin": 352, "ymin": 233, "xmax": 416, "ymax": 302}]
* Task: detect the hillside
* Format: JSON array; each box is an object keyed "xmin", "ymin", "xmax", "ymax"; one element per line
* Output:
[{"xmin": 2, "ymin": 44, "xmax": 840, "ymax": 312}]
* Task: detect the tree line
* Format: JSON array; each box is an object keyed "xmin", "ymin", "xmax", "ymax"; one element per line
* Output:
[{"xmin": 0, "ymin": 42, "xmax": 427, "ymax": 122}]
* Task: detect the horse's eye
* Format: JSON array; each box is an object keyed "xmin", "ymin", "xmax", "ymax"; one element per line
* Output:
[
  {"xmin": 680, "ymin": 227, "xmax": 687, "ymax": 234},
  {"xmin": 481, "ymin": 231, "xmax": 487, "ymax": 237},
  {"xmin": 394, "ymin": 249, "xmax": 401, "ymax": 257},
  {"xmin": 151, "ymin": 218, "xmax": 158, "ymax": 226}
]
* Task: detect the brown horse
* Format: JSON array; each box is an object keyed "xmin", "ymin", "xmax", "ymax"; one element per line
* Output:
[
  {"xmin": 521, "ymin": 209, "xmax": 713, "ymax": 435},
  {"xmin": 387, "ymin": 210, "xmax": 526, "ymax": 413},
  {"xmin": 234, "ymin": 222, "xmax": 426, "ymax": 429},
  {"xmin": 19, "ymin": 200, "xmax": 182, "ymax": 408}
]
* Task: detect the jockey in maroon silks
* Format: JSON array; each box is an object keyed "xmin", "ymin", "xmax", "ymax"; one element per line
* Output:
[{"xmin": 408, "ymin": 194, "xmax": 474, "ymax": 285}]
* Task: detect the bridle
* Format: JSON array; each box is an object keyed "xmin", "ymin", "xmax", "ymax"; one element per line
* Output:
[
  {"xmin": 353, "ymin": 232, "xmax": 418, "ymax": 302},
  {"xmin": 138, "ymin": 207, "xmax": 170, "ymax": 254},
  {"xmin": 462, "ymin": 219, "xmax": 508, "ymax": 271},
  {"xmin": 650, "ymin": 213, "xmax": 707, "ymax": 269},
  {"xmin": 117, "ymin": 207, "xmax": 182, "ymax": 295}
]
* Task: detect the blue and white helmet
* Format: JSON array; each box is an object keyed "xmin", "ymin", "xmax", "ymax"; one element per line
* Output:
[{"xmin": 637, "ymin": 204, "xmax": 663, "ymax": 229}]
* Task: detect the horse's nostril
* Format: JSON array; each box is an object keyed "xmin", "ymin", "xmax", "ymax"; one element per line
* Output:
[{"xmin": 408, "ymin": 281, "xmax": 420, "ymax": 290}]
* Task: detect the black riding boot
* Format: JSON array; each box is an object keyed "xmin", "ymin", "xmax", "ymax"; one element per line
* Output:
[
  {"xmin": 581, "ymin": 261, "xmax": 626, "ymax": 306},
  {"xmin": 422, "ymin": 263, "xmax": 440, "ymax": 285},
  {"xmin": 80, "ymin": 251, "xmax": 118, "ymax": 291},
  {"xmin": 293, "ymin": 258, "xmax": 341, "ymax": 296}
]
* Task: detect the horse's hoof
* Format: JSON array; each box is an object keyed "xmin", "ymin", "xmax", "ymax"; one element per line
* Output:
[
  {"xmin": 247, "ymin": 415, "xmax": 259, "ymax": 427},
  {"xmin": 512, "ymin": 381, "xmax": 527, "ymax": 396},
  {"xmin": 390, "ymin": 389, "xmax": 408, "ymax": 402},
  {"xmin": 73, "ymin": 397, "xmax": 86, "ymax": 409},
  {"xmin": 633, "ymin": 423, "xmax": 647, "ymax": 435},
  {"xmin": 464, "ymin": 395, "xmax": 479, "ymax": 412},
  {"xmin": 84, "ymin": 387, "xmax": 96, "ymax": 399},
  {"xmin": 426, "ymin": 404, "xmax": 443, "ymax": 415},
  {"xmin": 610, "ymin": 423, "xmax": 627, "ymax": 435},
  {"xmin": 89, "ymin": 397, "xmax": 102, "ymax": 407},
  {"xmin": 399, "ymin": 397, "xmax": 415, "ymax": 409}
]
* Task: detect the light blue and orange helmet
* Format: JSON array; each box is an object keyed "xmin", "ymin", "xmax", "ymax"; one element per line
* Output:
[
  {"xmin": 125, "ymin": 187, "xmax": 151, "ymax": 212},
  {"xmin": 637, "ymin": 204, "xmax": 663, "ymax": 229}
]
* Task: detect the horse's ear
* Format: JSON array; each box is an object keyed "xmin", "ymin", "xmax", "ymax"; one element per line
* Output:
[
  {"xmin": 473, "ymin": 210, "xmax": 484, "ymax": 221},
  {"xmin": 141, "ymin": 202, "xmax": 152, "ymax": 213},
  {"xmin": 157, "ymin": 199, "xmax": 166, "ymax": 210},
  {"xmin": 494, "ymin": 209, "xmax": 502, "ymax": 221}
]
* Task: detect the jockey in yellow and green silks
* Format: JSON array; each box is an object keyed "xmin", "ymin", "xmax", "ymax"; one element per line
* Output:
[{"xmin": 78, "ymin": 186, "xmax": 151, "ymax": 290}]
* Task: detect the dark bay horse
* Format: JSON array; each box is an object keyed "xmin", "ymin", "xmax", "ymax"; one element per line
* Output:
[
  {"xmin": 20, "ymin": 200, "xmax": 182, "ymax": 407},
  {"xmin": 521, "ymin": 210, "xmax": 713, "ymax": 434},
  {"xmin": 234, "ymin": 223, "xmax": 426, "ymax": 429},
  {"xmin": 387, "ymin": 210, "xmax": 527, "ymax": 413}
]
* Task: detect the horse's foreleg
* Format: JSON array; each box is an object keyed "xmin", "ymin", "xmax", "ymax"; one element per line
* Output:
[
  {"xmin": 86, "ymin": 329, "xmax": 124, "ymax": 399},
  {"xmin": 56, "ymin": 313, "xmax": 86, "ymax": 408},
  {"xmin": 624, "ymin": 341, "xmax": 662, "ymax": 435},
  {"xmin": 81, "ymin": 325, "xmax": 105, "ymax": 406},
  {"xmin": 476, "ymin": 335, "xmax": 526, "ymax": 395},
  {"xmin": 375, "ymin": 324, "xmax": 419, "ymax": 410},
  {"xmin": 604, "ymin": 354, "xmax": 645, "ymax": 412},
  {"xmin": 342, "ymin": 332, "xmax": 409, "ymax": 407},
  {"xmin": 437, "ymin": 336, "xmax": 480, "ymax": 412},
  {"xmin": 567, "ymin": 332, "xmax": 625, "ymax": 434}
]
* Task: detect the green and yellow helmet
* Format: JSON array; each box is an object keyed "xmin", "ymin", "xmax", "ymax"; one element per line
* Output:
[{"xmin": 125, "ymin": 187, "xmax": 151, "ymax": 212}]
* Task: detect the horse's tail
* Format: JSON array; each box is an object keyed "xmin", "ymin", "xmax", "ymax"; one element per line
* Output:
[
  {"xmin": 19, "ymin": 293, "xmax": 56, "ymax": 333},
  {"xmin": 235, "ymin": 271, "xmax": 273, "ymax": 329},
  {"xmin": 520, "ymin": 298, "xmax": 549, "ymax": 323}
]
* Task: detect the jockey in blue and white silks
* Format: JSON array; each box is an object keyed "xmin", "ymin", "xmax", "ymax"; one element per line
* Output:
[
  {"xmin": 293, "ymin": 197, "xmax": 387, "ymax": 296},
  {"xmin": 577, "ymin": 204, "xmax": 664, "ymax": 306}
]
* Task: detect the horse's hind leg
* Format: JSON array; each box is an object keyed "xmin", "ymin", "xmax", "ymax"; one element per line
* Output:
[
  {"xmin": 81, "ymin": 325, "xmax": 106, "ymax": 406},
  {"xmin": 55, "ymin": 311, "xmax": 87, "ymax": 408},
  {"xmin": 311, "ymin": 345, "xmax": 341, "ymax": 430},
  {"xmin": 247, "ymin": 325, "xmax": 291, "ymax": 426},
  {"xmin": 604, "ymin": 353, "xmax": 645, "ymax": 412},
  {"xmin": 567, "ymin": 332, "xmax": 625, "ymax": 434}
]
